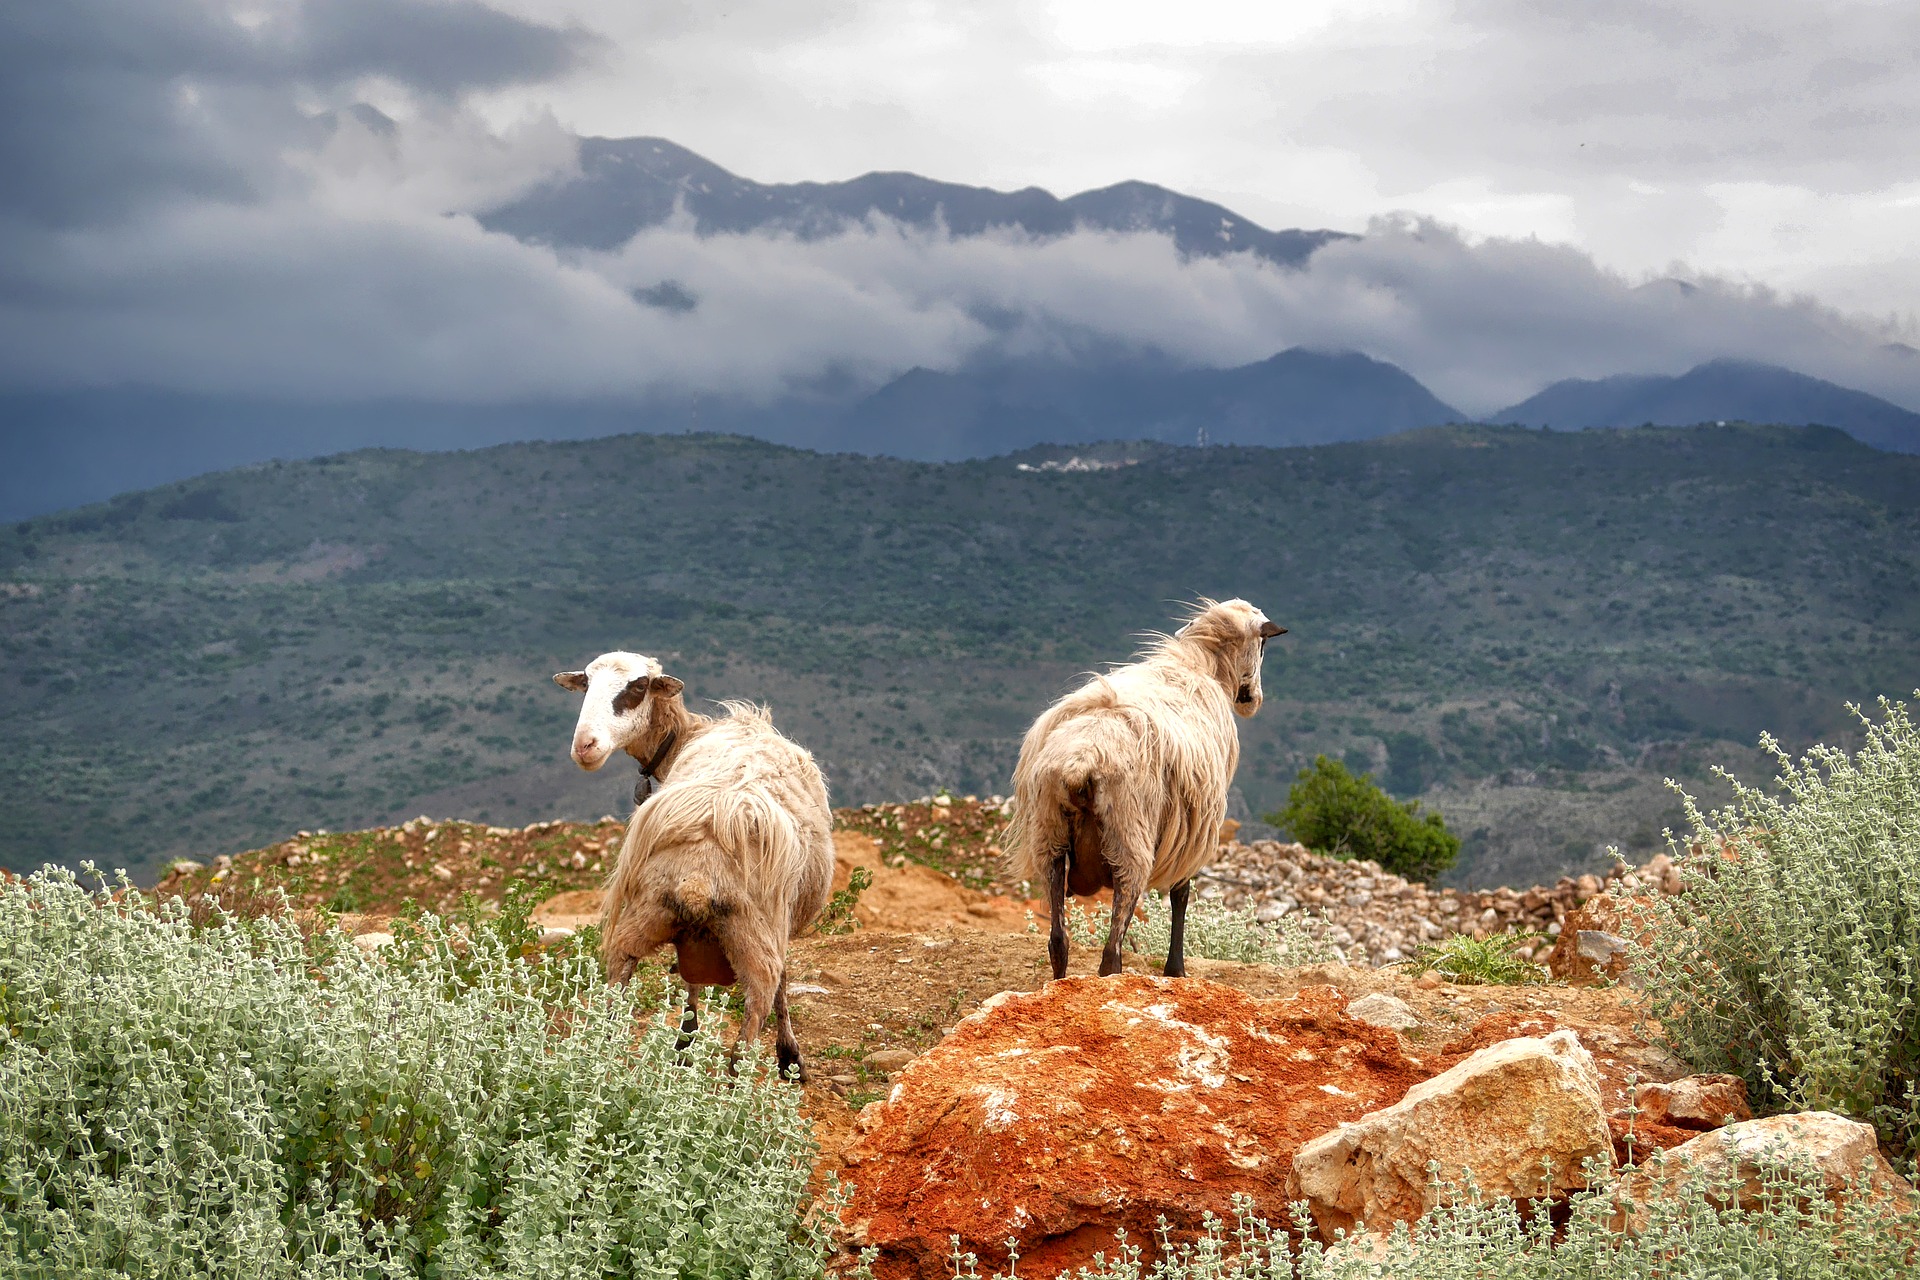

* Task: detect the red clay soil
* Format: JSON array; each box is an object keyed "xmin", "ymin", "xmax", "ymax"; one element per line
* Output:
[{"xmin": 839, "ymin": 978, "xmax": 1431, "ymax": 1279}]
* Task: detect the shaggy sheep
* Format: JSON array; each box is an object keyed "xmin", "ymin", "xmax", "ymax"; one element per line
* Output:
[
  {"xmin": 1005, "ymin": 599, "xmax": 1286, "ymax": 981},
  {"xmin": 554, "ymin": 651, "xmax": 834, "ymax": 1080}
]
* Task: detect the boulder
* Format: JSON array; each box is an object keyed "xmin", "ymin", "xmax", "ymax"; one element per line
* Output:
[
  {"xmin": 1633, "ymin": 1074, "xmax": 1752, "ymax": 1130},
  {"xmin": 840, "ymin": 977, "xmax": 1429, "ymax": 1278},
  {"xmin": 1291, "ymin": 1029, "xmax": 1611, "ymax": 1238},
  {"xmin": 1614, "ymin": 1112, "xmax": 1919, "ymax": 1230}
]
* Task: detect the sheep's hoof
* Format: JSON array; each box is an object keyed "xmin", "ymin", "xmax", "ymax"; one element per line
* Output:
[{"xmin": 780, "ymin": 1056, "xmax": 809, "ymax": 1085}]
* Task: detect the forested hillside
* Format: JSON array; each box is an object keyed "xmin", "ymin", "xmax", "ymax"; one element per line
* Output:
[{"xmin": 2, "ymin": 423, "xmax": 1915, "ymax": 886}]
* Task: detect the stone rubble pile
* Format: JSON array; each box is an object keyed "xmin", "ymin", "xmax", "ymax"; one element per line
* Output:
[{"xmin": 1197, "ymin": 839, "xmax": 1688, "ymax": 968}]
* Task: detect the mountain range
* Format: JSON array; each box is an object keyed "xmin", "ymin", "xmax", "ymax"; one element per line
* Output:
[
  {"xmin": 478, "ymin": 135, "xmax": 1352, "ymax": 265},
  {"xmin": 1494, "ymin": 359, "xmax": 1920, "ymax": 455},
  {"xmin": 4, "ymin": 135, "xmax": 1920, "ymax": 519}
]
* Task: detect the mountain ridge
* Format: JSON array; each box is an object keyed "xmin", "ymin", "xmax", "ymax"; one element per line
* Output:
[
  {"xmin": 4, "ymin": 422, "xmax": 1915, "ymax": 890},
  {"xmin": 479, "ymin": 135, "xmax": 1354, "ymax": 265},
  {"xmin": 1495, "ymin": 358, "xmax": 1920, "ymax": 453}
]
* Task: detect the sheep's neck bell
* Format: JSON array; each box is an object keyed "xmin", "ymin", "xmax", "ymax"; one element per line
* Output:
[{"xmin": 633, "ymin": 728, "xmax": 679, "ymax": 806}]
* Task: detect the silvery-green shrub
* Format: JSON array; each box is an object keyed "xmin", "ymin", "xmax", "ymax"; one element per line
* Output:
[
  {"xmin": 1630, "ymin": 694, "xmax": 1920, "ymax": 1166},
  {"xmin": 1057, "ymin": 892, "xmax": 1339, "ymax": 968},
  {"xmin": 949, "ymin": 1166, "xmax": 1920, "ymax": 1280},
  {"xmin": 0, "ymin": 868, "xmax": 831, "ymax": 1278}
]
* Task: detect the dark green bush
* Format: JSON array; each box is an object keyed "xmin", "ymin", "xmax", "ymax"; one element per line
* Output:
[{"xmin": 1266, "ymin": 755, "xmax": 1460, "ymax": 881}]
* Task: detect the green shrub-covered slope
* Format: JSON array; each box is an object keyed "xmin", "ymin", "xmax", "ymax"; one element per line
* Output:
[{"xmin": 1, "ymin": 423, "xmax": 1916, "ymax": 885}]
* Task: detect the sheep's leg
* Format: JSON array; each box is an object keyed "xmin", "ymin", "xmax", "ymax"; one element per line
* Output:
[
  {"xmin": 1046, "ymin": 846, "xmax": 1071, "ymax": 981},
  {"xmin": 1164, "ymin": 879, "xmax": 1192, "ymax": 978},
  {"xmin": 605, "ymin": 902, "xmax": 676, "ymax": 986},
  {"xmin": 1099, "ymin": 875, "xmax": 1146, "ymax": 977},
  {"xmin": 772, "ymin": 976, "xmax": 807, "ymax": 1083},
  {"xmin": 713, "ymin": 918, "xmax": 781, "ymax": 1075}
]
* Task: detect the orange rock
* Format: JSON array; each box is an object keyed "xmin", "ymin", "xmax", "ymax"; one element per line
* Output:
[
  {"xmin": 1546, "ymin": 893, "xmax": 1655, "ymax": 986},
  {"xmin": 1634, "ymin": 1074, "xmax": 1752, "ymax": 1130},
  {"xmin": 839, "ymin": 977, "xmax": 1428, "ymax": 1278}
]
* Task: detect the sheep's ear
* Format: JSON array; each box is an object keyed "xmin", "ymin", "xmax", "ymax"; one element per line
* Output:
[
  {"xmin": 554, "ymin": 670, "xmax": 589, "ymax": 692},
  {"xmin": 1258, "ymin": 621, "xmax": 1286, "ymax": 638},
  {"xmin": 651, "ymin": 674, "xmax": 685, "ymax": 699}
]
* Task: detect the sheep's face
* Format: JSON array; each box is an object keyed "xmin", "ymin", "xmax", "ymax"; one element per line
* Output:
[
  {"xmin": 553, "ymin": 651, "xmax": 685, "ymax": 771},
  {"xmin": 1178, "ymin": 598, "xmax": 1287, "ymax": 719}
]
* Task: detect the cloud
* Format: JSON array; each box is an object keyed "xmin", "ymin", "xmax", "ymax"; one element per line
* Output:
[
  {"xmin": 1, "ymin": 0, "xmax": 1916, "ymax": 419},
  {"xmin": 6, "ymin": 180, "xmax": 1917, "ymax": 416},
  {"xmin": 0, "ymin": 0, "xmax": 592, "ymax": 227},
  {"xmin": 472, "ymin": 0, "xmax": 1920, "ymax": 325}
]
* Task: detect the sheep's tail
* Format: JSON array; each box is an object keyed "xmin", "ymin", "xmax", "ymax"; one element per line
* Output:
[
  {"xmin": 667, "ymin": 871, "xmax": 718, "ymax": 921},
  {"xmin": 1006, "ymin": 709, "xmax": 1110, "ymax": 887},
  {"xmin": 613, "ymin": 777, "xmax": 801, "ymax": 926}
]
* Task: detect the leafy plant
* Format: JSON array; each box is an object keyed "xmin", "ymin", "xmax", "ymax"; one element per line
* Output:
[
  {"xmin": 1632, "ymin": 694, "xmax": 1920, "ymax": 1165},
  {"xmin": 948, "ymin": 1164, "xmax": 1920, "ymax": 1279},
  {"xmin": 1407, "ymin": 931, "xmax": 1547, "ymax": 985},
  {"xmin": 1053, "ymin": 891, "xmax": 1340, "ymax": 968},
  {"xmin": 0, "ymin": 866, "xmax": 833, "ymax": 1278},
  {"xmin": 813, "ymin": 866, "xmax": 874, "ymax": 936},
  {"xmin": 1267, "ymin": 755, "xmax": 1460, "ymax": 882}
]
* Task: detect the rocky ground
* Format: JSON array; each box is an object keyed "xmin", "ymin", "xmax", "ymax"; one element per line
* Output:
[{"xmin": 146, "ymin": 797, "xmax": 1912, "ymax": 1276}]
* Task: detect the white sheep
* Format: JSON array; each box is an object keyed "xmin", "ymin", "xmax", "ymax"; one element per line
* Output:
[
  {"xmin": 1005, "ymin": 599, "xmax": 1285, "ymax": 980},
  {"xmin": 555, "ymin": 651, "xmax": 834, "ymax": 1080}
]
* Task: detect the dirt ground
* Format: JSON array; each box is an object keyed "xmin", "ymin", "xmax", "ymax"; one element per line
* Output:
[{"xmin": 153, "ymin": 809, "xmax": 1684, "ymax": 1185}]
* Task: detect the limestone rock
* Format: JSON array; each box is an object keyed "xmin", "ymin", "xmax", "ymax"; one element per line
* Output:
[
  {"xmin": 841, "ymin": 977, "xmax": 1427, "ymax": 1279},
  {"xmin": 1615, "ymin": 1112, "xmax": 1919, "ymax": 1229},
  {"xmin": 1633, "ymin": 1074, "xmax": 1752, "ymax": 1130},
  {"xmin": 862, "ymin": 1048, "xmax": 916, "ymax": 1073},
  {"xmin": 1348, "ymin": 993, "xmax": 1419, "ymax": 1031},
  {"xmin": 1291, "ymin": 1029, "xmax": 1611, "ymax": 1238},
  {"xmin": 352, "ymin": 931, "xmax": 395, "ymax": 953}
]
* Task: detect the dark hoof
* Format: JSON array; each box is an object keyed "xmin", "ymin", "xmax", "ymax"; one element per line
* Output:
[{"xmin": 777, "ymin": 1047, "xmax": 808, "ymax": 1084}]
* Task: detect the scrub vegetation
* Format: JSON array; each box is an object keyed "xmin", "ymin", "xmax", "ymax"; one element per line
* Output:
[
  {"xmin": 1634, "ymin": 694, "xmax": 1920, "ymax": 1165},
  {"xmin": 1, "ymin": 423, "xmax": 1915, "ymax": 890},
  {"xmin": 0, "ymin": 869, "xmax": 832, "ymax": 1279}
]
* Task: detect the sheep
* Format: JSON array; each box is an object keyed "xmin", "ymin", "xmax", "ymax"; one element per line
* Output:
[
  {"xmin": 554, "ymin": 650, "xmax": 834, "ymax": 1081},
  {"xmin": 1004, "ymin": 599, "xmax": 1286, "ymax": 982}
]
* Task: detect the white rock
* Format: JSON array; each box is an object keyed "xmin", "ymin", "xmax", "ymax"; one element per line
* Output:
[
  {"xmin": 1615, "ymin": 1112, "xmax": 1919, "ymax": 1231},
  {"xmin": 1348, "ymin": 993, "xmax": 1419, "ymax": 1031},
  {"xmin": 353, "ymin": 932, "xmax": 395, "ymax": 953},
  {"xmin": 1292, "ymin": 1030, "xmax": 1610, "ymax": 1237}
]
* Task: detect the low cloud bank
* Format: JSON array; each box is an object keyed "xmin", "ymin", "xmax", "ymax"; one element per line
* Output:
[
  {"xmin": 0, "ymin": 0, "xmax": 1913, "ymax": 417},
  {"xmin": 6, "ymin": 188, "xmax": 1916, "ymax": 416}
]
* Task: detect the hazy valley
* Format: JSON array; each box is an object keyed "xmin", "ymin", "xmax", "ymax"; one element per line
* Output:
[{"xmin": 2, "ymin": 422, "xmax": 1915, "ymax": 889}]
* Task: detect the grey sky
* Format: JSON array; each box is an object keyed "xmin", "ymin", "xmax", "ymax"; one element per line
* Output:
[
  {"xmin": 476, "ymin": 0, "xmax": 1920, "ymax": 319},
  {"xmin": 3, "ymin": 0, "xmax": 1916, "ymax": 414}
]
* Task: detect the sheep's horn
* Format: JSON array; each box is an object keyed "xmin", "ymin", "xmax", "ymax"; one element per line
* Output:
[{"xmin": 1259, "ymin": 621, "xmax": 1286, "ymax": 638}]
